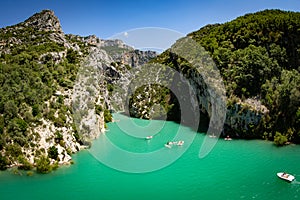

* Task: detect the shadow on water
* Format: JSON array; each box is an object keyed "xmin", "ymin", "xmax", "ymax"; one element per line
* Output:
[{"xmin": 120, "ymin": 110, "xmax": 209, "ymax": 135}]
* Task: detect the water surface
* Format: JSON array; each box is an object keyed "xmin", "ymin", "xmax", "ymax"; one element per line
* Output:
[{"xmin": 1, "ymin": 114, "xmax": 300, "ymax": 200}]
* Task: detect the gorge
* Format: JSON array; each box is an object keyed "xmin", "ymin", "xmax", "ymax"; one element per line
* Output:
[{"xmin": 0, "ymin": 9, "xmax": 299, "ymax": 173}]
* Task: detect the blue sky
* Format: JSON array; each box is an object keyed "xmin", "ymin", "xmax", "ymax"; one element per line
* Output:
[{"xmin": 1, "ymin": 0, "xmax": 300, "ymax": 39}]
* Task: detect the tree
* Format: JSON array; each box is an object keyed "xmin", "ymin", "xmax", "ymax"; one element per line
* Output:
[
  {"xmin": 36, "ymin": 155, "xmax": 52, "ymax": 173},
  {"xmin": 48, "ymin": 146, "xmax": 58, "ymax": 160},
  {"xmin": 4, "ymin": 100, "xmax": 18, "ymax": 119},
  {"xmin": 66, "ymin": 49, "xmax": 78, "ymax": 64},
  {"xmin": 274, "ymin": 132, "xmax": 288, "ymax": 146},
  {"xmin": 104, "ymin": 109, "xmax": 112, "ymax": 123},
  {"xmin": 17, "ymin": 155, "xmax": 33, "ymax": 170},
  {"xmin": 32, "ymin": 104, "xmax": 40, "ymax": 117},
  {"xmin": 0, "ymin": 154, "xmax": 8, "ymax": 170}
]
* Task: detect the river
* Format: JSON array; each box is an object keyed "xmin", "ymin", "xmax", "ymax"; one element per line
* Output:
[{"xmin": 0, "ymin": 113, "xmax": 300, "ymax": 200}]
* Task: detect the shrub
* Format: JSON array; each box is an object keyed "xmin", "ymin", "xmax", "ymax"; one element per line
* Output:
[
  {"xmin": 95, "ymin": 105, "xmax": 103, "ymax": 115},
  {"xmin": 48, "ymin": 146, "xmax": 58, "ymax": 160},
  {"xmin": 274, "ymin": 132, "xmax": 288, "ymax": 146},
  {"xmin": 36, "ymin": 155, "xmax": 52, "ymax": 173},
  {"xmin": 0, "ymin": 154, "xmax": 8, "ymax": 170},
  {"xmin": 104, "ymin": 109, "xmax": 112, "ymax": 123},
  {"xmin": 17, "ymin": 155, "xmax": 33, "ymax": 170}
]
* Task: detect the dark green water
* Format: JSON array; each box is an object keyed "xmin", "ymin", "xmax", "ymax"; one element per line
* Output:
[{"xmin": 1, "ymin": 114, "xmax": 300, "ymax": 200}]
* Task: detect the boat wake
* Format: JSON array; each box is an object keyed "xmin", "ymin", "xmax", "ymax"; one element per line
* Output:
[{"xmin": 291, "ymin": 180, "xmax": 300, "ymax": 185}]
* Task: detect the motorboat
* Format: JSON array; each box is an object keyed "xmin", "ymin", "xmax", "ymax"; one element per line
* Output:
[
  {"xmin": 145, "ymin": 136, "xmax": 153, "ymax": 140},
  {"xmin": 277, "ymin": 172, "xmax": 295, "ymax": 182},
  {"xmin": 146, "ymin": 136, "xmax": 153, "ymax": 140},
  {"xmin": 177, "ymin": 140, "xmax": 184, "ymax": 146},
  {"xmin": 224, "ymin": 135, "xmax": 232, "ymax": 141},
  {"xmin": 164, "ymin": 141, "xmax": 184, "ymax": 148}
]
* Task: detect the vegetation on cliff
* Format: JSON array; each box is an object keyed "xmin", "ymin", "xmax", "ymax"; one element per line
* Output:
[
  {"xmin": 145, "ymin": 9, "xmax": 300, "ymax": 145},
  {"xmin": 0, "ymin": 10, "xmax": 84, "ymax": 171}
]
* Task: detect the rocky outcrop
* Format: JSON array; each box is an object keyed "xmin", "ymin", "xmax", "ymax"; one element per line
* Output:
[
  {"xmin": 23, "ymin": 10, "xmax": 63, "ymax": 33},
  {"xmin": 225, "ymin": 98, "xmax": 269, "ymax": 138},
  {"xmin": 0, "ymin": 10, "xmax": 157, "ymax": 169}
]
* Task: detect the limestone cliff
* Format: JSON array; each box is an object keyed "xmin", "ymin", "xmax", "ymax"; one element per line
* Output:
[{"xmin": 0, "ymin": 10, "xmax": 156, "ymax": 170}]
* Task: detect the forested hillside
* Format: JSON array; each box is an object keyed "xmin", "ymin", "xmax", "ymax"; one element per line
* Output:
[
  {"xmin": 0, "ymin": 10, "xmax": 84, "ymax": 171},
  {"xmin": 0, "ymin": 10, "xmax": 156, "ymax": 172},
  {"xmin": 139, "ymin": 10, "xmax": 300, "ymax": 145}
]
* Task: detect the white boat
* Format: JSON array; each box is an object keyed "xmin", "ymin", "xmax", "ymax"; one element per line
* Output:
[
  {"xmin": 145, "ymin": 136, "xmax": 153, "ymax": 140},
  {"xmin": 277, "ymin": 172, "xmax": 295, "ymax": 182},
  {"xmin": 224, "ymin": 136, "xmax": 232, "ymax": 141},
  {"xmin": 177, "ymin": 140, "xmax": 184, "ymax": 146},
  {"xmin": 164, "ymin": 141, "xmax": 184, "ymax": 148}
]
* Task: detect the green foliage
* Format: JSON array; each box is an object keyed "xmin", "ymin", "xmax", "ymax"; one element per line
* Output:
[
  {"xmin": 274, "ymin": 132, "xmax": 288, "ymax": 146},
  {"xmin": 36, "ymin": 155, "xmax": 52, "ymax": 174},
  {"xmin": 0, "ymin": 154, "xmax": 8, "ymax": 170},
  {"xmin": 32, "ymin": 104, "xmax": 40, "ymax": 117},
  {"xmin": 48, "ymin": 146, "xmax": 58, "ymax": 160},
  {"xmin": 104, "ymin": 109, "xmax": 112, "ymax": 123},
  {"xmin": 95, "ymin": 105, "xmax": 103, "ymax": 115},
  {"xmin": 17, "ymin": 155, "xmax": 33, "ymax": 170},
  {"xmin": 54, "ymin": 131, "xmax": 63, "ymax": 143},
  {"xmin": 0, "ymin": 17, "xmax": 82, "ymax": 166},
  {"xmin": 129, "ymin": 84, "xmax": 178, "ymax": 120},
  {"xmin": 6, "ymin": 144, "xmax": 23, "ymax": 159},
  {"xmin": 261, "ymin": 70, "xmax": 300, "ymax": 140},
  {"xmin": 66, "ymin": 49, "xmax": 79, "ymax": 64},
  {"xmin": 151, "ymin": 9, "xmax": 300, "ymax": 143},
  {"xmin": 107, "ymin": 84, "xmax": 114, "ymax": 93}
]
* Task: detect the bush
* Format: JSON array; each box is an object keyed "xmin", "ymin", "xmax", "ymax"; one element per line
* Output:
[
  {"xmin": 32, "ymin": 104, "xmax": 40, "ymax": 117},
  {"xmin": 0, "ymin": 154, "xmax": 8, "ymax": 170},
  {"xmin": 17, "ymin": 155, "xmax": 33, "ymax": 170},
  {"xmin": 95, "ymin": 104, "xmax": 103, "ymax": 115},
  {"xmin": 36, "ymin": 155, "xmax": 52, "ymax": 173},
  {"xmin": 66, "ymin": 49, "xmax": 79, "ymax": 64},
  {"xmin": 6, "ymin": 144, "xmax": 23, "ymax": 158},
  {"xmin": 48, "ymin": 146, "xmax": 58, "ymax": 160},
  {"xmin": 104, "ymin": 109, "xmax": 112, "ymax": 123},
  {"xmin": 274, "ymin": 132, "xmax": 288, "ymax": 146}
]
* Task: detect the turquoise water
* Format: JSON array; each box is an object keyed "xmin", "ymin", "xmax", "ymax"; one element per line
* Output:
[{"xmin": 1, "ymin": 113, "xmax": 300, "ymax": 200}]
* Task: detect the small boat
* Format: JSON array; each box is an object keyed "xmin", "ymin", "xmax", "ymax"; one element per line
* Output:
[
  {"xmin": 177, "ymin": 140, "xmax": 184, "ymax": 146},
  {"xmin": 224, "ymin": 135, "xmax": 232, "ymax": 141},
  {"xmin": 145, "ymin": 136, "xmax": 153, "ymax": 140},
  {"xmin": 164, "ymin": 141, "xmax": 184, "ymax": 148},
  {"xmin": 277, "ymin": 172, "xmax": 295, "ymax": 182}
]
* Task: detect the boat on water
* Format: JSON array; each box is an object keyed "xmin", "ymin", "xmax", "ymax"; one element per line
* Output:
[
  {"xmin": 145, "ymin": 136, "xmax": 153, "ymax": 140},
  {"xmin": 165, "ymin": 141, "xmax": 184, "ymax": 148},
  {"xmin": 277, "ymin": 172, "xmax": 295, "ymax": 182},
  {"xmin": 224, "ymin": 135, "xmax": 232, "ymax": 141}
]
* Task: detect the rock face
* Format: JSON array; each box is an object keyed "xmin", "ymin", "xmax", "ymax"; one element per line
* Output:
[
  {"xmin": 23, "ymin": 10, "xmax": 63, "ymax": 33},
  {"xmin": 225, "ymin": 98, "xmax": 269, "ymax": 138},
  {"xmin": 71, "ymin": 37, "xmax": 157, "ymax": 140}
]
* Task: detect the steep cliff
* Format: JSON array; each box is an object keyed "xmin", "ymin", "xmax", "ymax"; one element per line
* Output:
[
  {"xmin": 132, "ymin": 10, "xmax": 300, "ymax": 143},
  {"xmin": 0, "ymin": 10, "xmax": 156, "ymax": 171}
]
